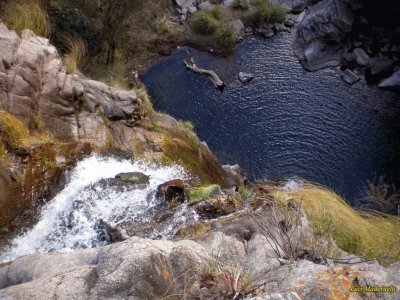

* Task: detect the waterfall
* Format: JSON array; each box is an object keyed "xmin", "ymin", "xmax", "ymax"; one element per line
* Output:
[{"xmin": 0, "ymin": 155, "xmax": 189, "ymax": 262}]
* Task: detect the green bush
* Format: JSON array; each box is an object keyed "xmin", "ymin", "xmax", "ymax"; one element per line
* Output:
[
  {"xmin": 191, "ymin": 10, "xmax": 219, "ymax": 35},
  {"xmin": 215, "ymin": 22, "xmax": 236, "ymax": 51},
  {"xmin": 245, "ymin": 0, "xmax": 286, "ymax": 27}
]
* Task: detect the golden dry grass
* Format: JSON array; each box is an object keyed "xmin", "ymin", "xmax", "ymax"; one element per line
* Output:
[
  {"xmin": 5, "ymin": 0, "xmax": 49, "ymax": 37},
  {"xmin": 62, "ymin": 35, "xmax": 87, "ymax": 74},
  {"xmin": 284, "ymin": 183, "xmax": 400, "ymax": 265},
  {"xmin": 0, "ymin": 109, "xmax": 30, "ymax": 149}
]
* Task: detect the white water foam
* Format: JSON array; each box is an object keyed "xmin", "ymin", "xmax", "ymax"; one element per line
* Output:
[
  {"xmin": 0, "ymin": 155, "xmax": 188, "ymax": 262},
  {"xmin": 282, "ymin": 177, "xmax": 304, "ymax": 192}
]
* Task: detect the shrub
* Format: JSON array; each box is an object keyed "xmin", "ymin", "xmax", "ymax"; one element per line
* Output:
[
  {"xmin": 5, "ymin": 0, "xmax": 50, "ymax": 37},
  {"xmin": 214, "ymin": 22, "xmax": 236, "ymax": 51},
  {"xmin": 190, "ymin": 184, "xmax": 221, "ymax": 204},
  {"xmin": 244, "ymin": 0, "xmax": 286, "ymax": 27},
  {"xmin": 191, "ymin": 10, "xmax": 219, "ymax": 35}
]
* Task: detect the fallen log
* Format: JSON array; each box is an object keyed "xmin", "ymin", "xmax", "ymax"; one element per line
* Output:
[{"xmin": 183, "ymin": 56, "xmax": 225, "ymax": 90}]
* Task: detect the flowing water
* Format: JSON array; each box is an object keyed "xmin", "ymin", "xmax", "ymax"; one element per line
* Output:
[
  {"xmin": 142, "ymin": 32, "xmax": 400, "ymax": 203},
  {"xmin": 0, "ymin": 156, "xmax": 190, "ymax": 262}
]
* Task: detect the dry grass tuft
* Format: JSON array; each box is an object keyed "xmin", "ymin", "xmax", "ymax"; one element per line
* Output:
[
  {"xmin": 5, "ymin": 0, "xmax": 50, "ymax": 37},
  {"xmin": 287, "ymin": 183, "xmax": 400, "ymax": 265},
  {"xmin": 0, "ymin": 109, "xmax": 30, "ymax": 149},
  {"xmin": 62, "ymin": 34, "xmax": 87, "ymax": 74}
]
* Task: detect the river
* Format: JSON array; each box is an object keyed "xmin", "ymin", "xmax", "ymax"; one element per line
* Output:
[{"xmin": 142, "ymin": 31, "xmax": 400, "ymax": 203}]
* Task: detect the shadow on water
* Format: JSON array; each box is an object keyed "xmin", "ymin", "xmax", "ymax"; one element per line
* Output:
[{"xmin": 141, "ymin": 32, "xmax": 400, "ymax": 204}]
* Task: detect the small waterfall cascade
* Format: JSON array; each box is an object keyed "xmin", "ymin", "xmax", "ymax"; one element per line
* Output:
[{"xmin": 0, "ymin": 155, "xmax": 190, "ymax": 262}]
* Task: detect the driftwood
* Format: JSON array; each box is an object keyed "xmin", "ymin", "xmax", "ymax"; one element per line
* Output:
[{"xmin": 183, "ymin": 55, "xmax": 225, "ymax": 90}]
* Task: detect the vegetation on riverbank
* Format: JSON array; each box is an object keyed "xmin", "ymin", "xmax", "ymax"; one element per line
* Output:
[
  {"xmin": 287, "ymin": 184, "xmax": 400, "ymax": 265},
  {"xmin": 2, "ymin": 0, "xmax": 288, "ymax": 86}
]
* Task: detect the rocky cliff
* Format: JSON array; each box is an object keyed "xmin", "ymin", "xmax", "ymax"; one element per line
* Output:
[
  {"xmin": 294, "ymin": 0, "xmax": 400, "ymax": 89},
  {"xmin": 0, "ymin": 23, "xmax": 229, "ymax": 239}
]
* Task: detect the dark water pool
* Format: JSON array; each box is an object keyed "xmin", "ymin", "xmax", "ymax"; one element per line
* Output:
[{"xmin": 141, "ymin": 32, "xmax": 400, "ymax": 203}]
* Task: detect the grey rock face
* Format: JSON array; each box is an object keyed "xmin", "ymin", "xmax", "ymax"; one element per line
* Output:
[
  {"xmin": 0, "ymin": 25, "xmax": 145, "ymax": 149},
  {"xmin": 198, "ymin": 1, "xmax": 215, "ymax": 10},
  {"xmin": 175, "ymin": 0, "xmax": 196, "ymax": 9},
  {"xmin": 294, "ymin": 0, "xmax": 353, "ymax": 71}
]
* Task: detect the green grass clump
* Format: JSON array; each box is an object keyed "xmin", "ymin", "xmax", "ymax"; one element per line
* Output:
[
  {"xmin": 0, "ymin": 109, "xmax": 29, "ymax": 149},
  {"xmin": 179, "ymin": 120, "xmax": 201, "ymax": 150},
  {"xmin": 235, "ymin": 185, "xmax": 254, "ymax": 204},
  {"xmin": 5, "ymin": 0, "xmax": 50, "ymax": 37},
  {"xmin": 244, "ymin": 0, "xmax": 286, "ymax": 27},
  {"xmin": 62, "ymin": 35, "xmax": 87, "ymax": 74},
  {"xmin": 191, "ymin": 10, "xmax": 220, "ymax": 35},
  {"xmin": 190, "ymin": 184, "xmax": 221, "ymax": 204},
  {"xmin": 288, "ymin": 184, "xmax": 400, "ymax": 265},
  {"xmin": 215, "ymin": 23, "xmax": 236, "ymax": 51}
]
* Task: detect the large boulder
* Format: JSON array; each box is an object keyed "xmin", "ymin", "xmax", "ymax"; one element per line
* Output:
[
  {"xmin": 294, "ymin": 0, "xmax": 353, "ymax": 71},
  {"xmin": 156, "ymin": 179, "xmax": 187, "ymax": 205},
  {"xmin": 366, "ymin": 57, "xmax": 394, "ymax": 83}
]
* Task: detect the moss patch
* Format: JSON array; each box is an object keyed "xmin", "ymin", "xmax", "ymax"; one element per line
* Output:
[
  {"xmin": 190, "ymin": 184, "xmax": 221, "ymax": 204},
  {"xmin": 287, "ymin": 184, "xmax": 400, "ymax": 265}
]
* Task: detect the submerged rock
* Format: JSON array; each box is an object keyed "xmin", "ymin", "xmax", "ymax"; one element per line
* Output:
[
  {"xmin": 115, "ymin": 171, "xmax": 150, "ymax": 185},
  {"xmin": 238, "ymin": 72, "xmax": 255, "ymax": 83},
  {"xmin": 341, "ymin": 69, "xmax": 360, "ymax": 85}
]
